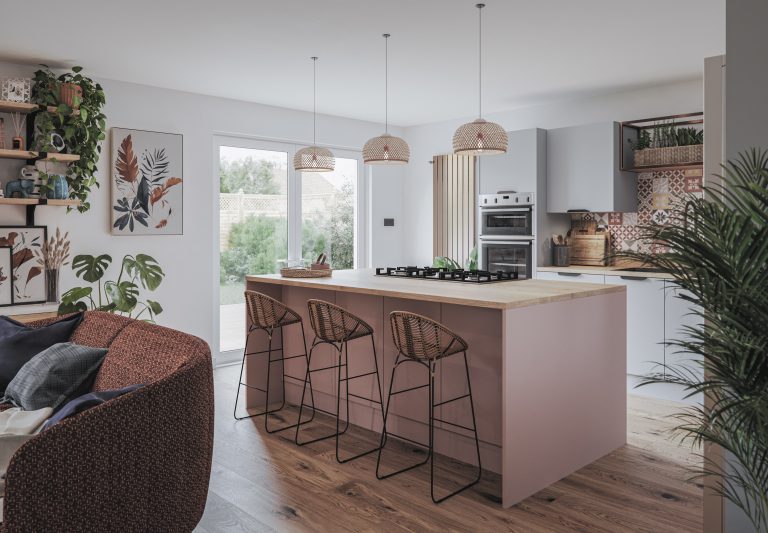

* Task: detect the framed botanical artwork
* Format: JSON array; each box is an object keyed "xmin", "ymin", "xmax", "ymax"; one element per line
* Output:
[
  {"xmin": 0, "ymin": 226, "xmax": 47, "ymax": 304},
  {"xmin": 111, "ymin": 128, "xmax": 183, "ymax": 235},
  {"xmin": 0, "ymin": 247, "xmax": 12, "ymax": 306}
]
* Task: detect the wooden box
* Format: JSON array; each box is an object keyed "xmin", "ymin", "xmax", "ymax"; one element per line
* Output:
[{"xmin": 570, "ymin": 234, "xmax": 610, "ymax": 266}]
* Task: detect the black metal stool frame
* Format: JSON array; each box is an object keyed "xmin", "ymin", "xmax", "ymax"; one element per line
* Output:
[
  {"xmin": 376, "ymin": 350, "xmax": 482, "ymax": 504},
  {"xmin": 233, "ymin": 320, "xmax": 316, "ymax": 433},
  {"xmin": 295, "ymin": 332, "xmax": 386, "ymax": 464}
]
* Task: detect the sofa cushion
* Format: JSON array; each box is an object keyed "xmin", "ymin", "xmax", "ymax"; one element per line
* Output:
[
  {"xmin": 3, "ymin": 342, "xmax": 108, "ymax": 411},
  {"xmin": 0, "ymin": 313, "xmax": 83, "ymax": 393},
  {"xmin": 42, "ymin": 384, "xmax": 143, "ymax": 431}
]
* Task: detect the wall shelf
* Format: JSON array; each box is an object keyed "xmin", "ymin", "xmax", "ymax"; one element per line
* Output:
[
  {"xmin": 625, "ymin": 163, "xmax": 704, "ymax": 173},
  {"xmin": 619, "ymin": 112, "xmax": 704, "ymax": 173},
  {"xmin": 0, "ymin": 198, "xmax": 81, "ymax": 226},
  {"xmin": 0, "ymin": 100, "xmax": 38, "ymax": 114},
  {"xmin": 0, "ymin": 148, "xmax": 80, "ymax": 163}
]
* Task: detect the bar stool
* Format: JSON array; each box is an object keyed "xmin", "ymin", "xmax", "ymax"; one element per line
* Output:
[
  {"xmin": 376, "ymin": 311, "xmax": 482, "ymax": 504},
  {"xmin": 233, "ymin": 290, "xmax": 315, "ymax": 433},
  {"xmin": 295, "ymin": 299, "xmax": 385, "ymax": 463}
]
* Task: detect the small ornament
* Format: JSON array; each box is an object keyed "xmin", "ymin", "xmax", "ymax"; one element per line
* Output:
[
  {"xmin": 1, "ymin": 78, "xmax": 32, "ymax": 103},
  {"xmin": 10, "ymin": 113, "xmax": 25, "ymax": 151},
  {"xmin": 0, "ymin": 118, "xmax": 5, "ymax": 149}
]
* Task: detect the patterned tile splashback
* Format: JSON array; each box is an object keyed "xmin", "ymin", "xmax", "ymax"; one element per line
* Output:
[{"xmin": 571, "ymin": 168, "xmax": 704, "ymax": 257}]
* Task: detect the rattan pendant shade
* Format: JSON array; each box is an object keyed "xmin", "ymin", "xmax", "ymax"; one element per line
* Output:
[
  {"xmin": 453, "ymin": 4, "xmax": 507, "ymax": 156},
  {"xmin": 295, "ymin": 57, "xmax": 335, "ymax": 172},
  {"xmin": 364, "ymin": 34, "xmax": 410, "ymax": 165}
]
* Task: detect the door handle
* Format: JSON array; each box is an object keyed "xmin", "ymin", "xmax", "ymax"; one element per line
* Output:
[{"xmin": 619, "ymin": 275, "xmax": 647, "ymax": 281}]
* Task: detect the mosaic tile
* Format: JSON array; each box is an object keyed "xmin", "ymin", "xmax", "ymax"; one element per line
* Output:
[
  {"xmin": 652, "ymin": 176, "xmax": 669, "ymax": 194},
  {"xmin": 652, "ymin": 193, "xmax": 670, "ymax": 210},
  {"xmin": 684, "ymin": 175, "xmax": 703, "ymax": 193},
  {"xmin": 651, "ymin": 209, "xmax": 670, "ymax": 225},
  {"xmin": 622, "ymin": 212, "xmax": 638, "ymax": 226},
  {"xmin": 609, "ymin": 212, "xmax": 622, "ymax": 225}
]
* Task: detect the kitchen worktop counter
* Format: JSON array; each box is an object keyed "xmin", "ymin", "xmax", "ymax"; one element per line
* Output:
[
  {"xmin": 246, "ymin": 268, "xmax": 624, "ymax": 310},
  {"xmin": 537, "ymin": 265, "xmax": 674, "ymax": 280}
]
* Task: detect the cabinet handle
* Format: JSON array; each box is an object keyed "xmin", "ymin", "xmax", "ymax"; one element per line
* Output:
[
  {"xmin": 566, "ymin": 209, "xmax": 589, "ymax": 213},
  {"xmin": 557, "ymin": 272, "xmax": 581, "ymax": 277},
  {"xmin": 619, "ymin": 275, "xmax": 647, "ymax": 281}
]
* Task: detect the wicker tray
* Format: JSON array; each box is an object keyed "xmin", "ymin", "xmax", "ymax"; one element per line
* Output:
[
  {"xmin": 280, "ymin": 267, "xmax": 332, "ymax": 278},
  {"xmin": 633, "ymin": 144, "xmax": 703, "ymax": 168}
]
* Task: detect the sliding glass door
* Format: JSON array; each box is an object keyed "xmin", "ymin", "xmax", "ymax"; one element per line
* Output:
[{"xmin": 216, "ymin": 137, "xmax": 364, "ymax": 355}]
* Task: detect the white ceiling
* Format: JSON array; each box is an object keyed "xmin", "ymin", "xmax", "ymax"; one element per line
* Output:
[{"xmin": 0, "ymin": 0, "xmax": 724, "ymax": 127}]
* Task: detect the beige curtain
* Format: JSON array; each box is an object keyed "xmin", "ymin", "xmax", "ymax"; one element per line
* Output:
[{"xmin": 432, "ymin": 154, "xmax": 476, "ymax": 267}]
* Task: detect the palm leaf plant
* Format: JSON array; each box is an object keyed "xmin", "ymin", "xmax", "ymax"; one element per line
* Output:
[{"xmin": 620, "ymin": 148, "xmax": 768, "ymax": 531}]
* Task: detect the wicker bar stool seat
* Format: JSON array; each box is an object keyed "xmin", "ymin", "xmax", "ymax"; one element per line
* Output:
[
  {"xmin": 376, "ymin": 311, "xmax": 481, "ymax": 504},
  {"xmin": 296, "ymin": 299, "xmax": 385, "ymax": 464},
  {"xmin": 233, "ymin": 290, "xmax": 315, "ymax": 433}
]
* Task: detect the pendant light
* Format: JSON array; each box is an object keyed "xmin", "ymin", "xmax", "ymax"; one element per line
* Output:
[
  {"xmin": 363, "ymin": 34, "xmax": 410, "ymax": 165},
  {"xmin": 294, "ymin": 57, "xmax": 335, "ymax": 172},
  {"xmin": 452, "ymin": 4, "xmax": 508, "ymax": 155}
]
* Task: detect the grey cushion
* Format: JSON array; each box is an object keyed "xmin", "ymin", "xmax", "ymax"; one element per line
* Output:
[{"xmin": 3, "ymin": 342, "xmax": 108, "ymax": 411}]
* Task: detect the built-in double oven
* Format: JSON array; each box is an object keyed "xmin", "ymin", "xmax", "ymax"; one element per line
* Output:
[{"xmin": 478, "ymin": 192, "xmax": 535, "ymax": 280}]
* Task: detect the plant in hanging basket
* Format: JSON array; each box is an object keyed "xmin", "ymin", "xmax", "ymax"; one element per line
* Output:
[
  {"xmin": 32, "ymin": 65, "xmax": 107, "ymax": 213},
  {"xmin": 629, "ymin": 123, "xmax": 704, "ymax": 168}
]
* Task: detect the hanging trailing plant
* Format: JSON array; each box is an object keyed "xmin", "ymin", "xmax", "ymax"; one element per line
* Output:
[{"xmin": 32, "ymin": 65, "xmax": 107, "ymax": 212}]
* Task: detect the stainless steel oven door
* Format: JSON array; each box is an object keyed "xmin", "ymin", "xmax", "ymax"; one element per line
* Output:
[
  {"xmin": 479, "ymin": 207, "xmax": 533, "ymax": 237},
  {"xmin": 479, "ymin": 239, "xmax": 533, "ymax": 279}
]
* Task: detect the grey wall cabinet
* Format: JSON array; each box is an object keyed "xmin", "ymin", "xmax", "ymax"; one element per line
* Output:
[
  {"xmin": 478, "ymin": 128, "xmax": 540, "ymax": 195},
  {"xmin": 546, "ymin": 122, "xmax": 636, "ymax": 213}
]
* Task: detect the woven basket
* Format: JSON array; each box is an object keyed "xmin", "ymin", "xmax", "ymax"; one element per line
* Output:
[
  {"xmin": 280, "ymin": 267, "xmax": 332, "ymax": 278},
  {"xmin": 633, "ymin": 144, "xmax": 703, "ymax": 168}
]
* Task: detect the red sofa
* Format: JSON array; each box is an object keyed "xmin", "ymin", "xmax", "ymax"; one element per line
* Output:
[{"xmin": 1, "ymin": 311, "xmax": 214, "ymax": 532}]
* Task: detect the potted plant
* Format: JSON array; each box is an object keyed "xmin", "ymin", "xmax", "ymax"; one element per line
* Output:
[
  {"xmin": 32, "ymin": 66, "xmax": 107, "ymax": 212},
  {"xmin": 32, "ymin": 227, "xmax": 70, "ymax": 303},
  {"xmin": 628, "ymin": 122, "xmax": 704, "ymax": 168},
  {"xmin": 621, "ymin": 148, "xmax": 768, "ymax": 530}
]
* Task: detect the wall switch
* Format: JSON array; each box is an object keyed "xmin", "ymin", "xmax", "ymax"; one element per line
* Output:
[{"xmin": 383, "ymin": 218, "xmax": 395, "ymax": 227}]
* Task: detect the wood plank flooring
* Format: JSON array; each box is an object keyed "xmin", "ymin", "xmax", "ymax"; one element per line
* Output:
[{"xmin": 195, "ymin": 365, "xmax": 703, "ymax": 533}]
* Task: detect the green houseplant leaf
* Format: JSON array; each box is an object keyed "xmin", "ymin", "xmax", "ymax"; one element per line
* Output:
[
  {"xmin": 72, "ymin": 254, "xmax": 112, "ymax": 283},
  {"xmin": 123, "ymin": 254, "xmax": 164, "ymax": 290},
  {"xmin": 146, "ymin": 300, "xmax": 163, "ymax": 315},
  {"xmin": 104, "ymin": 280, "xmax": 139, "ymax": 313}
]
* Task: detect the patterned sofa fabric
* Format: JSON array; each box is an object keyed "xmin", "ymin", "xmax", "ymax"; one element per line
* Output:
[{"xmin": 1, "ymin": 311, "xmax": 214, "ymax": 533}]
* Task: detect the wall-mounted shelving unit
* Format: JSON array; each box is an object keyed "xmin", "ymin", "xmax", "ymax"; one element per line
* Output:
[
  {"xmin": 1, "ymin": 98, "xmax": 83, "ymax": 225},
  {"xmin": 620, "ymin": 112, "xmax": 704, "ymax": 173}
]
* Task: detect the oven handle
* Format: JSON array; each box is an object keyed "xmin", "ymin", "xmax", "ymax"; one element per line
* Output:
[
  {"xmin": 479, "ymin": 236, "xmax": 534, "ymax": 242},
  {"xmin": 479, "ymin": 207, "xmax": 532, "ymax": 213}
]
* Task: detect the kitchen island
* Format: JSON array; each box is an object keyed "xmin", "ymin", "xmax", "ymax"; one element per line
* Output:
[{"xmin": 244, "ymin": 269, "xmax": 627, "ymax": 507}]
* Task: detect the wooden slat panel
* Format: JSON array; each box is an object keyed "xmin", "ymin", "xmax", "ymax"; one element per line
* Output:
[{"xmin": 432, "ymin": 154, "xmax": 476, "ymax": 266}]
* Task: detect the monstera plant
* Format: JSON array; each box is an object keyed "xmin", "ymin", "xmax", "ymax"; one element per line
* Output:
[{"xmin": 59, "ymin": 253, "xmax": 164, "ymax": 322}]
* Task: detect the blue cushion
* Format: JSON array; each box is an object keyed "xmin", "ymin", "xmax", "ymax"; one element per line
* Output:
[
  {"xmin": 0, "ymin": 313, "xmax": 83, "ymax": 393},
  {"xmin": 42, "ymin": 384, "xmax": 144, "ymax": 430},
  {"xmin": 3, "ymin": 342, "xmax": 107, "ymax": 411}
]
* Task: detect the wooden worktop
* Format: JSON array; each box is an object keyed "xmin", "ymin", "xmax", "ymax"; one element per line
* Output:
[{"xmin": 246, "ymin": 269, "xmax": 624, "ymax": 310}]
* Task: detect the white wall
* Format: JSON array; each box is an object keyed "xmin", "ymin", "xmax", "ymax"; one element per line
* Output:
[
  {"xmin": 0, "ymin": 61, "xmax": 404, "ymax": 350},
  {"xmin": 400, "ymin": 78, "xmax": 703, "ymax": 265}
]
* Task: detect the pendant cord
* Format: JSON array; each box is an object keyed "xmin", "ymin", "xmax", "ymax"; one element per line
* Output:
[
  {"xmin": 383, "ymin": 33, "xmax": 390, "ymax": 134},
  {"xmin": 312, "ymin": 56, "xmax": 317, "ymax": 145},
  {"xmin": 478, "ymin": 4, "xmax": 483, "ymax": 119}
]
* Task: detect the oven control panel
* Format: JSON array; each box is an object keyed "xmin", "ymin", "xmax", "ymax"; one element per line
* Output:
[{"xmin": 479, "ymin": 192, "xmax": 534, "ymax": 208}]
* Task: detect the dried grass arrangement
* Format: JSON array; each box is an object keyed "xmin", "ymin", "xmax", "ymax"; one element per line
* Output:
[{"xmin": 33, "ymin": 227, "xmax": 71, "ymax": 269}]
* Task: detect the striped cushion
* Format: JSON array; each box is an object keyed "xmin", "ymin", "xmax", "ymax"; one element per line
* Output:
[{"xmin": 3, "ymin": 343, "xmax": 107, "ymax": 411}]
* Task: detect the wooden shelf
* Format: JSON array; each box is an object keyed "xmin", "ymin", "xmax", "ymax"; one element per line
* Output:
[
  {"xmin": 0, "ymin": 198, "xmax": 80, "ymax": 207},
  {"xmin": 0, "ymin": 100, "xmax": 37, "ymax": 114},
  {"xmin": 0, "ymin": 148, "xmax": 80, "ymax": 163},
  {"xmin": 625, "ymin": 163, "xmax": 703, "ymax": 173}
]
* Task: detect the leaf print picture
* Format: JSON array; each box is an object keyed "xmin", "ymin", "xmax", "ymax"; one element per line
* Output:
[
  {"xmin": 0, "ymin": 227, "xmax": 47, "ymax": 304},
  {"xmin": 0, "ymin": 246, "xmax": 12, "ymax": 306},
  {"xmin": 111, "ymin": 128, "xmax": 183, "ymax": 235}
]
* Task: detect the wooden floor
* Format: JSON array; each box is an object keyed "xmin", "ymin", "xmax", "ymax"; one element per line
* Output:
[{"xmin": 195, "ymin": 365, "xmax": 703, "ymax": 533}]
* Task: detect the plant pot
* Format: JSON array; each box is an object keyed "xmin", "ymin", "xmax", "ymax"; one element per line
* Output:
[
  {"xmin": 633, "ymin": 144, "xmax": 704, "ymax": 168},
  {"xmin": 59, "ymin": 83, "xmax": 82, "ymax": 108},
  {"xmin": 46, "ymin": 175, "xmax": 69, "ymax": 200},
  {"xmin": 45, "ymin": 268, "xmax": 60, "ymax": 303}
]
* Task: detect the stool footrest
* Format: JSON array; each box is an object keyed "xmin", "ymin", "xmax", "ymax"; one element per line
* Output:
[
  {"xmin": 384, "ymin": 431, "xmax": 427, "ymax": 449},
  {"xmin": 308, "ymin": 362, "xmax": 347, "ymax": 373},
  {"xmin": 346, "ymin": 392, "xmax": 382, "ymax": 405},
  {"xmin": 238, "ymin": 383, "xmax": 267, "ymax": 392},
  {"xmin": 390, "ymin": 383, "xmax": 429, "ymax": 396},
  {"xmin": 433, "ymin": 393, "xmax": 470, "ymax": 407},
  {"xmin": 431, "ymin": 417, "xmax": 476, "ymax": 433},
  {"xmin": 339, "ymin": 370, "xmax": 378, "ymax": 382}
]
